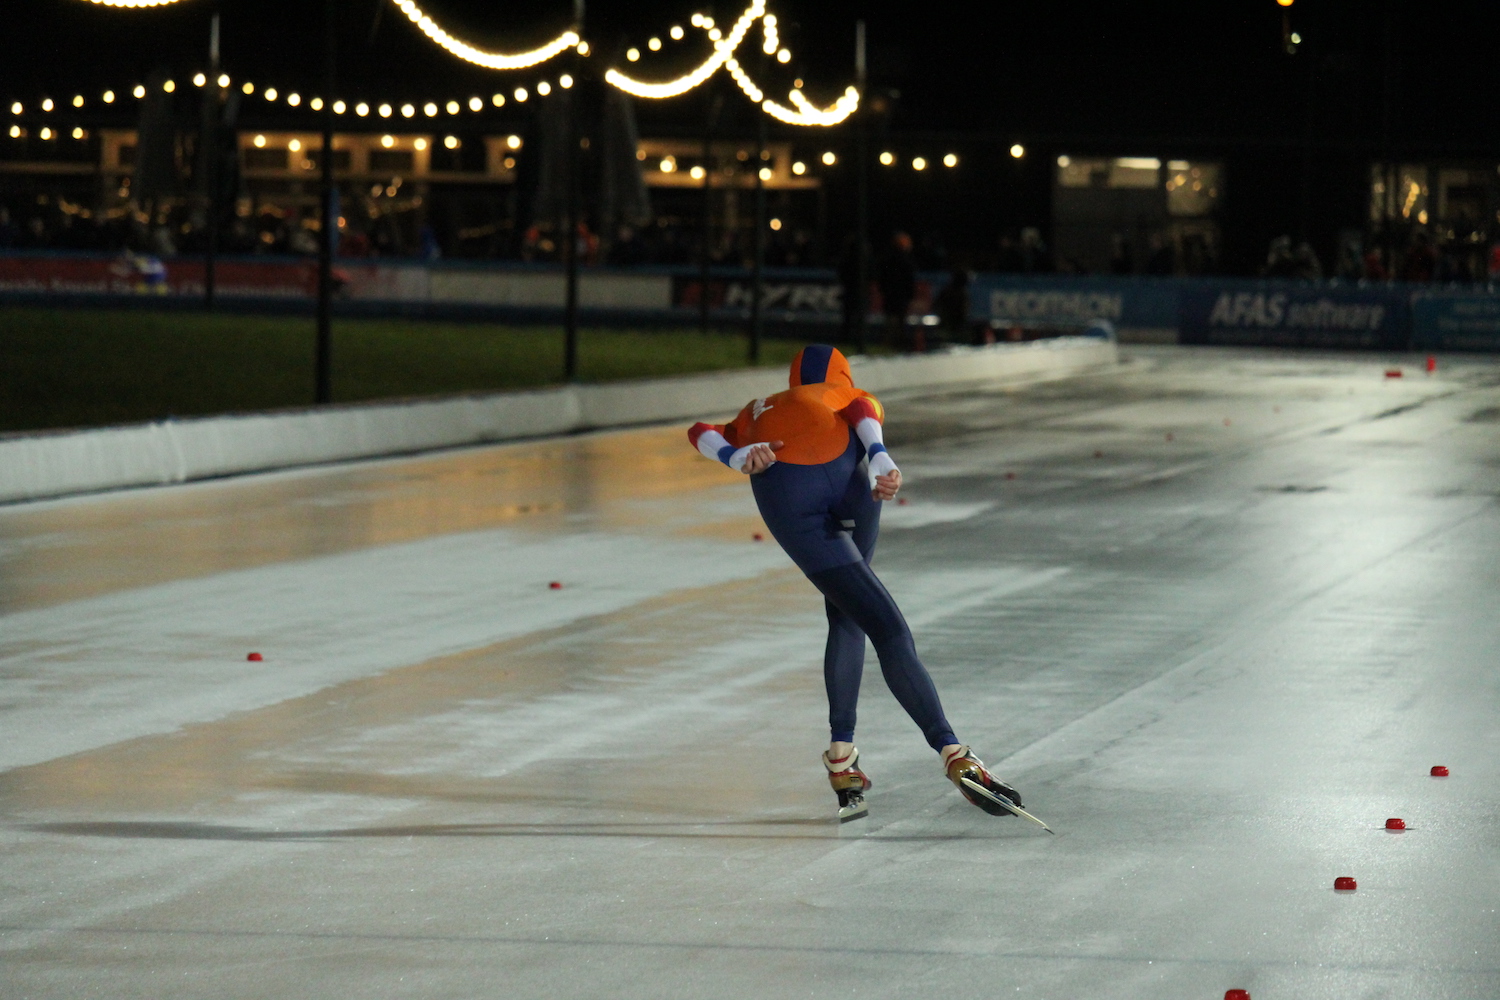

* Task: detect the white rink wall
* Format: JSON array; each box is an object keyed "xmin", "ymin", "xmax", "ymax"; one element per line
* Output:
[{"xmin": 0, "ymin": 337, "xmax": 1116, "ymax": 504}]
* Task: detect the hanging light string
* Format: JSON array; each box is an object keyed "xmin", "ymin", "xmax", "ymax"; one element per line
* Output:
[
  {"xmin": 388, "ymin": 0, "xmax": 581, "ymax": 71},
  {"xmin": 606, "ymin": 3, "xmax": 858, "ymax": 126},
  {"xmin": 3, "ymin": 72, "xmax": 576, "ymax": 125},
  {"xmin": 67, "ymin": 0, "xmax": 858, "ymax": 126}
]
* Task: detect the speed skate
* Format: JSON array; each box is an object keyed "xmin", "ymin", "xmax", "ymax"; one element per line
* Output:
[{"xmin": 957, "ymin": 776, "xmax": 1055, "ymax": 833}]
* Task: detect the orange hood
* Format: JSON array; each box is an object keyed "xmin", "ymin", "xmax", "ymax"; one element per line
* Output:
[{"xmin": 788, "ymin": 344, "xmax": 853, "ymax": 388}]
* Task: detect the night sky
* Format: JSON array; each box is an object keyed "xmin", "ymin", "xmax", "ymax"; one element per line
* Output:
[{"xmin": 10, "ymin": 0, "xmax": 1500, "ymax": 152}]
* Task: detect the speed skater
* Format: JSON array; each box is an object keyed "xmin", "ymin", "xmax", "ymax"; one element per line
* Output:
[{"xmin": 688, "ymin": 344, "xmax": 1025, "ymax": 823}]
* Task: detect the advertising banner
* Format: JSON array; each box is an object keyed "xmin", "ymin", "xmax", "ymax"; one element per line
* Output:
[
  {"xmin": 1411, "ymin": 293, "xmax": 1500, "ymax": 351},
  {"xmin": 969, "ymin": 275, "xmax": 1179, "ymax": 332},
  {"xmin": 671, "ymin": 274, "xmax": 934, "ymax": 319},
  {"xmin": 1178, "ymin": 283, "xmax": 1409, "ymax": 349}
]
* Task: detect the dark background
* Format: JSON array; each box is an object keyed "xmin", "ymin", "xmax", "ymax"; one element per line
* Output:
[{"xmin": 7, "ymin": 0, "xmax": 1500, "ymax": 272}]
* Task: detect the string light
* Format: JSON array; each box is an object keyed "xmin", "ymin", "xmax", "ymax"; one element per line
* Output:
[
  {"xmin": 401, "ymin": 103, "xmax": 415, "ymax": 117},
  {"xmin": 943, "ymin": 153, "xmax": 958, "ymax": 167},
  {"xmin": 762, "ymin": 86, "xmax": 859, "ymax": 126},
  {"xmin": 72, "ymin": 126, "xmax": 85, "ymax": 139},
  {"xmin": 1009, "ymin": 144, "xmax": 1025, "ymax": 159},
  {"xmin": 414, "ymin": 137, "xmax": 428, "ymax": 150},
  {"xmin": 162, "ymin": 80, "xmax": 175, "ymax": 93},
  {"xmin": 8, "ymin": 102, "xmax": 20, "ymax": 115},
  {"xmin": 791, "ymin": 160, "xmax": 805, "ymax": 175},
  {"xmin": 610, "ymin": 2, "xmax": 858, "ymax": 126},
  {"xmin": 880, "ymin": 151, "xmax": 895, "ymax": 166},
  {"xmin": 607, "ymin": 0, "xmax": 763, "ymax": 100},
  {"xmin": 912, "ymin": 156, "xmax": 926, "ymax": 171},
  {"xmin": 71, "ymin": 0, "xmax": 856, "ymax": 127},
  {"xmin": 132, "ymin": 85, "xmax": 145, "ymax": 98},
  {"xmin": 103, "ymin": 90, "xmax": 115, "ymax": 103},
  {"xmin": 42, "ymin": 98, "xmax": 54, "ymax": 111},
  {"xmin": 310, "ymin": 97, "xmax": 324, "ymax": 110},
  {"xmin": 193, "ymin": 73, "xmax": 207, "ymax": 87},
  {"xmin": 389, "ymin": 0, "xmax": 580, "ymax": 71},
  {"xmin": 40, "ymin": 127, "xmax": 54, "ymax": 140},
  {"xmin": 444, "ymin": 135, "xmax": 459, "ymax": 149},
  {"xmin": 821, "ymin": 151, "xmax": 836, "ymax": 166},
  {"xmin": 8, "ymin": 125, "xmax": 21, "ymax": 138},
  {"xmin": 333, "ymin": 100, "xmax": 347, "ymax": 113},
  {"xmin": 381, "ymin": 134, "xmax": 394, "ymax": 147},
  {"xmin": 218, "ymin": 73, "xmax": 230, "ymax": 88},
  {"xmin": 424, "ymin": 102, "xmax": 438, "ymax": 116},
  {"xmin": 244, "ymin": 82, "xmax": 256, "ymax": 95},
  {"xmin": 560, "ymin": 74, "xmax": 574, "ymax": 88}
]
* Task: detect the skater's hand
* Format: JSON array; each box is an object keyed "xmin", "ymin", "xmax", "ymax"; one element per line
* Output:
[
  {"xmin": 739, "ymin": 441, "xmax": 783, "ymax": 474},
  {"xmin": 872, "ymin": 468, "xmax": 902, "ymax": 501}
]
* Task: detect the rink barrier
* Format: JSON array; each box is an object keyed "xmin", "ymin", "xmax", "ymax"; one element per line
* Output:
[{"xmin": 0, "ymin": 337, "xmax": 1116, "ymax": 505}]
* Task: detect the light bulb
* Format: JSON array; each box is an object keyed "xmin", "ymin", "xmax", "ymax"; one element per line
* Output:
[
  {"xmin": 444, "ymin": 135, "xmax": 459, "ymax": 149},
  {"xmin": 821, "ymin": 151, "xmax": 836, "ymax": 166}
]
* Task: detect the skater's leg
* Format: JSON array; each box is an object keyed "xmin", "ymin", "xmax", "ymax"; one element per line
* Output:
[
  {"xmin": 806, "ymin": 560, "xmax": 959, "ymax": 751},
  {"xmin": 824, "ymin": 596, "xmax": 866, "ymax": 744},
  {"xmin": 824, "ymin": 451, "xmax": 880, "ymax": 746}
]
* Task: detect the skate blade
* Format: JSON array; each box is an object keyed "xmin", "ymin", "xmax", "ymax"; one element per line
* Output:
[
  {"xmin": 959, "ymin": 777, "xmax": 1054, "ymax": 834},
  {"xmin": 838, "ymin": 801, "xmax": 869, "ymax": 823}
]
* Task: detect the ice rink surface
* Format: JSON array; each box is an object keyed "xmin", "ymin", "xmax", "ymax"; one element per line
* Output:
[{"xmin": 2, "ymin": 345, "xmax": 1498, "ymax": 1000}]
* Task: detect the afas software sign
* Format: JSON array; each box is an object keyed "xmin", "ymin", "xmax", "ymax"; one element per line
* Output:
[{"xmin": 1179, "ymin": 285, "xmax": 1408, "ymax": 349}]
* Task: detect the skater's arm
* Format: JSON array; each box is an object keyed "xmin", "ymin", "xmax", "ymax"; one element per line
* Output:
[
  {"xmin": 688, "ymin": 422, "xmax": 782, "ymax": 474},
  {"xmin": 838, "ymin": 396, "xmax": 900, "ymax": 494}
]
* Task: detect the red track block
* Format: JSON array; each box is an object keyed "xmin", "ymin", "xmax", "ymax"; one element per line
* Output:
[
  {"xmin": 1225, "ymin": 991, "xmax": 1251, "ymax": 1000},
  {"xmin": 1223, "ymin": 418, "xmax": 1232, "ymax": 426},
  {"xmin": 548, "ymin": 581, "xmax": 562, "ymax": 590},
  {"xmin": 1385, "ymin": 368, "xmax": 1403, "ymax": 378},
  {"xmin": 897, "ymin": 497, "xmax": 909, "ymax": 505},
  {"xmin": 1431, "ymin": 765, "xmax": 1449, "ymax": 777},
  {"xmin": 1425, "ymin": 355, "xmax": 1437, "ymax": 372},
  {"xmin": 1165, "ymin": 432, "xmax": 1174, "ymax": 441},
  {"xmin": 1004, "ymin": 471, "xmax": 1017, "ymax": 480},
  {"xmin": 1334, "ymin": 876, "xmax": 1357, "ymax": 891},
  {"xmin": 752, "ymin": 532, "xmax": 764, "ymax": 542},
  {"xmin": 246, "ymin": 652, "xmax": 263, "ymax": 662},
  {"xmin": 1093, "ymin": 450, "xmax": 1104, "ymax": 458},
  {"xmin": 1385, "ymin": 817, "xmax": 1406, "ymax": 830}
]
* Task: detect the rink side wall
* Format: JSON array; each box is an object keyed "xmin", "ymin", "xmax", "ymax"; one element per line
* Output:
[{"xmin": 0, "ymin": 337, "xmax": 1115, "ymax": 505}]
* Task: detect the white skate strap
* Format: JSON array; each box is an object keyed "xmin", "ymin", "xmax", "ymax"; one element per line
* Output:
[{"xmin": 823, "ymin": 748, "xmax": 860, "ymax": 773}]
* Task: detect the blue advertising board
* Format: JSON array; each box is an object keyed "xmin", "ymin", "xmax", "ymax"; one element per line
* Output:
[
  {"xmin": 1178, "ymin": 282, "xmax": 1409, "ymax": 349},
  {"xmin": 1411, "ymin": 292, "xmax": 1500, "ymax": 351}
]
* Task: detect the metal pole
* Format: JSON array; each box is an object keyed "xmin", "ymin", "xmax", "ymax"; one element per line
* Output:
[
  {"xmin": 563, "ymin": 0, "xmax": 583, "ymax": 381},
  {"xmin": 698, "ymin": 83, "xmax": 716, "ymax": 335},
  {"xmin": 203, "ymin": 12, "xmax": 219, "ymax": 309},
  {"xmin": 749, "ymin": 56, "xmax": 767, "ymax": 364},
  {"xmin": 314, "ymin": 0, "xmax": 335, "ymax": 404},
  {"xmin": 853, "ymin": 20, "xmax": 868, "ymax": 355}
]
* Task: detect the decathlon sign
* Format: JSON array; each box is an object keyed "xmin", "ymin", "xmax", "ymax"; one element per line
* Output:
[{"xmin": 988, "ymin": 289, "xmax": 1124, "ymax": 324}]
